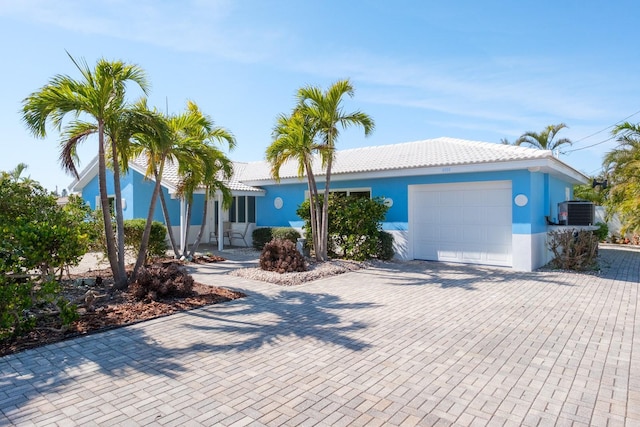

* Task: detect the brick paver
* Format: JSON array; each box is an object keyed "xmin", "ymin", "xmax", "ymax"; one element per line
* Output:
[{"xmin": 1, "ymin": 245, "xmax": 638, "ymax": 426}]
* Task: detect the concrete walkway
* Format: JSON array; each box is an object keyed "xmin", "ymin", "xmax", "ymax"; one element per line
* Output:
[{"xmin": 1, "ymin": 245, "xmax": 639, "ymax": 426}]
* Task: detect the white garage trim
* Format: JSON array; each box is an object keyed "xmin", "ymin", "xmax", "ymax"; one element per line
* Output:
[{"xmin": 408, "ymin": 180, "xmax": 513, "ymax": 267}]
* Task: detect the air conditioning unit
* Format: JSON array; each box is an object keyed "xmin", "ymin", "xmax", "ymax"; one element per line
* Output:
[{"xmin": 558, "ymin": 201, "xmax": 595, "ymax": 226}]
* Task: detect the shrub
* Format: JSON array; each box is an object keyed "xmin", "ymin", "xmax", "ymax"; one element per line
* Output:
[
  {"xmin": 259, "ymin": 239, "xmax": 307, "ymax": 273},
  {"xmin": 252, "ymin": 227, "xmax": 273, "ymax": 250},
  {"xmin": 273, "ymin": 227, "xmax": 301, "ymax": 243},
  {"xmin": 593, "ymin": 222, "xmax": 609, "ymax": 242},
  {"xmin": 547, "ymin": 229, "xmax": 599, "ymax": 271},
  {"xmin": 297, "ymin": 194, "xmax": 390, "ymax": 261},
  {"xmin": 252, "ymin": 227, "xmax": 300, "ymax": 250},
  {"xmin": 0, "ymin": 176, "xmax": 87, "ymax": 338},
  {"xmin": 130, "ymin": 262, "xmax": 194, "ymax": 301},
  {"xmin": 377, "ymin": 231, "xmax": 395, "ymax": 260},
  {"xmin": 123, "ymin": 219, "xmax": 168, "ymax": 259}
]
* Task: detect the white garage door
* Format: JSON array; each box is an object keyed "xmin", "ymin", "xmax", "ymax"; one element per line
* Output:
[{"xmin": 409, "ymin": 181, "xmax": 512, "ymax": 267}]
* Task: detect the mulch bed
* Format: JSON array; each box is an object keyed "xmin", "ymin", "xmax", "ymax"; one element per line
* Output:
[{"xmin": 0, "ymin": 256, "xmax": 245, "ymax": 357}]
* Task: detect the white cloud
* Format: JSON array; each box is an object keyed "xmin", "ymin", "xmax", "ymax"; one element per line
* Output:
[{"xmin": 0, "ymin": 0, "xmax": 286, "ymax": 62}]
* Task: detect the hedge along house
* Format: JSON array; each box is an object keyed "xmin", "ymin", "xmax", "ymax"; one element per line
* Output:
[
  {"xmin": 70, "ymin": 137, "xmax": 588, "ymax": 271},
  {"xmin": 68, "ymin": 155, "xmax": 265, "ymax": 254},
  {"xmin": 234, "ymin": 137, "xmax": 588, "ymax": 271}
]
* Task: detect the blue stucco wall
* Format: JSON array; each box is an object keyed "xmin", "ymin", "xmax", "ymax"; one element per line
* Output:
[
  {"xmin": 255, "ymin": 170, "xmax": 577, "ymax": 236},
  {"xmin": 548, "ymin": 174, "xmax": 572, "ymax": 223},
  {"xmin": 80, "ymin": 169, "xmax": 200, "ymax": 226}
]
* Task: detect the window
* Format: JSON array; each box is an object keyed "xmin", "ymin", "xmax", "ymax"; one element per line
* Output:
[
  {"xmin": 94, "ymin": 195, "xmax": 116, "ymax": 214},
  {"xmin": 305, "ymin": 188, "xmax": 371, "ymax": 199},
  {"xmin": 229, "ymin": 196, "xmax": 256, "ymax": 223}
]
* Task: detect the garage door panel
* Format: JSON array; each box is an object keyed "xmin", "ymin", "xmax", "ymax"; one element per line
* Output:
[
  {"xmin": 410, "ymin": 181, "xmax": 512, "ymax": 267},
  {"xmin": 439, "ymin": 191, "xmax": 463, "ymax": 206},
  {"xmin": 439, "ymin": 210, "xmax": 463, "ymax": 225}
]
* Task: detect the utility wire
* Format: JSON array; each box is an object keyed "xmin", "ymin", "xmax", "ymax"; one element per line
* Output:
[
  {"xmin": 564, "ymin": 135, "xmax": 617, "ymax": 153},
  {"xmin": 564, "ymin": 108, "xmax": 640, "ymax": 153}
]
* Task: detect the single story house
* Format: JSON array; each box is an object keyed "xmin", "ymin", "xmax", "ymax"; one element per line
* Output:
[{"xmin": 69, "ymin": 137, "xmax": 589, "ymax": 271}]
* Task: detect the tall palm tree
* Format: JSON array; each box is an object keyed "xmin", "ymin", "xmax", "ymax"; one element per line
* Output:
[
  {"xmin": 515, "ymin": 123, "xmax": 572, "ymax": 153},
  {"xmin": 22, "ymin": 54, "xmax": 148, "ymax": 288},
  {"xmin": 187, "ymin": 143, "xmax": 234, "ymax": 258},
  {"xmin": 267, "ymin": 109, "xmax": 323, "ymax": 258},
  {"xmin": 603, "ymin": 122, "xmax": 640, "ymax": 234},
  {"xmin": 297, "ymin": 79, "xmax": 374, "ymax": 261},
  {"xmin": 156, "ymin": 103, "xmax": 235, "ymax": 260}
]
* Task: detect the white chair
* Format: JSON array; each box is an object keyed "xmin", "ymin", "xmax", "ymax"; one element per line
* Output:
[{"xmin": 229, "ymin": 222, "xmax": 251, "ymax": 247}]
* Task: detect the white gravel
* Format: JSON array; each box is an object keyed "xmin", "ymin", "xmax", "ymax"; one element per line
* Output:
[{"xmin": 230, "ymin": 259, "xmax": 369, "ymax": 286}]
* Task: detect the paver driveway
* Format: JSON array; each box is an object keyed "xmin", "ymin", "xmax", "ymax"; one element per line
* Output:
[{"xmin": 1, "ymin": 245, "xmax": 639, "ymax": 426}]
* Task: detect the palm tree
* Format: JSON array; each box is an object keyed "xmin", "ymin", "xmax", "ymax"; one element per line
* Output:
[
  {"xmin": 515, "ymin": 123, "xmax": 572, "ymax": 153},
  {"xmin": 297, "ymin": 79, "xmax": 374, "ymax": 261},
  {"xmin": 130, "ymin": 101, "xmax": 234, "ymax": 269},
  {"xmin": 603, "ymin": 122, "xmax": 640, "ymax": 234},
  {"xmin": 267, "ymin": 109, "xmax": 323, "ymax": 259},
  {"xmin": 186, "ymin": 143, "xmax": 234, "ymax": 258},
  {"xmin": 22, "ymin": 54, "xmax": 148, "ymax": 288},
  {"xmin": 150, "ymin": 103, "xmax": 236, "ymax": 260},
  {"xmin": 7, "ymin": 163, "xmax": 30, "ymax": 183}
]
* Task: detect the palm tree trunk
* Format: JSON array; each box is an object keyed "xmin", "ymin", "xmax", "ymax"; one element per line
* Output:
[
  {"xmin": 181, "ymin": 202, "xmax": 193, "ymax": 258},
  {"xmin": 97, "ymin": 121, "xmax": 121, "ymax": 283},
  {"xmin": 132, "ymin": 163, "xmax": 165, "ymax": 280},
  {"xmin": 158, "ymin": 185, "xmax": 181, "ymax": 258},
  {"xmin": 305, "ymin": 160, "xmax": 323, "ymax": 261},
  {"xmin": 110, "ymin": 142, "xmax": 128, "ymax": 289},
  {"xmin": 319, "ymin": 154, "xmax": 334, "ymax": 262}
]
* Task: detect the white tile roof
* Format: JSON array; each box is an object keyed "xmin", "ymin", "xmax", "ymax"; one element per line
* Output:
[
  {"xmin": 71, "ymin": 137, "xmax": 583, "ymax": 192},
  {"xmin": 130, "ymin": 156, "xmax": 264, "ymax": 193},
  {"xmin": 234, "ymin": 137, "xmax": 554, "ymax": 182}
]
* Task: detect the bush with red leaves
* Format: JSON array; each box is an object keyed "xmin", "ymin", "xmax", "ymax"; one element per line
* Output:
[
  {"xmin": 130, "ymin": 262, "xmax": 194, "ymax": 301},
  {"xmin": 259, "ymin": 239, "xmax": 307, "ymax": 273}
]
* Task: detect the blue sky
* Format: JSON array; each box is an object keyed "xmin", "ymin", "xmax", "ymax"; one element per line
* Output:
[{"xmin": 1, "ymin": 0, "xmax": 639, "ymax": 192}]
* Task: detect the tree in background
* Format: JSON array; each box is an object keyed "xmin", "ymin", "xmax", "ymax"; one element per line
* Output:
[
  {"xmin": 603, "ymin": 122, "xmax": 640, "ymax": 235},
  {"xmin": 515, "ymin": 123, "xmax": 572, "ymax": 153},
  {"xmin": 22, "ymin": 54, "xmax": 149, "ymax": 289}
]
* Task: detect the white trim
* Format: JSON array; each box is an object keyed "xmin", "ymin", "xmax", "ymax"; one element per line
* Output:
[{"xmin": 241, "ymin": 158, "xmax": 589, "ymax": 187}]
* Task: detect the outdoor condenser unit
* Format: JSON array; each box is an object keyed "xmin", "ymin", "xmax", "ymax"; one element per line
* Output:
[{"xmin": 557, "ymin": 201, "xmax": 595, "ymax": 226}]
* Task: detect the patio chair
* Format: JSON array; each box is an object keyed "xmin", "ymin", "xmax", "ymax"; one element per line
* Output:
[
  {"xmin": 209, "ymin": 223, "xmax": 232, "ymax": 245},
  {"xmin": 229, "ymin": 222, "xmax": 251, "ymax": 247}
]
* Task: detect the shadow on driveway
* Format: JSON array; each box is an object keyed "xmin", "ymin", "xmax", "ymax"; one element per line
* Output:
[{"xmin": 0, "ymin": 289, "xmax": 375, "ymax": 415}]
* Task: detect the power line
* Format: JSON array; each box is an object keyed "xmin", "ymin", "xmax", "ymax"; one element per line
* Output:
[
  {"xmin": 563, "ymin": 109, "xmax": 640, "ymax": 154},
  {"xmin": 572, "ymin": 108, "xmax": 640, "ymax": 144},
  {"xmin": 563, "ymin": 135, "xmax": 616, "ymax": 153}
]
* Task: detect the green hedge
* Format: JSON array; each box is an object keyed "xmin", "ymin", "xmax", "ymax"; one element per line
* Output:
[
  {"xmin": 252, "ymin": 227, "xmax": 301, "ymax": 250},
  {"xmin": 123, "ymin": 219, "xmax": 168, "ymax": 258}
]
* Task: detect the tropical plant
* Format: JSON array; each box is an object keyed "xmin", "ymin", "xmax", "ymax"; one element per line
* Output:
[
  {"xmin": 296, "ymin": 80, "xmax": 374, "ymax": 261},
  {"xmin": 7, "ymin": 163, "xmax": 31, "ymax": 183},
  {"xmin": 0, "ymin": 176, "xmax": 89, "ymax": 338},
  {"xmin": 515, "ymin": 123, "xmax": 572, "ymax": 152},
  {"xmin": 297, "ymin": 194, "xmax": 389, "ymax": 261},
  {"xmin": 267, "ymin": 109, "xmax": 322, "ymax": 257},
  {"xmin": 267, "ymin": 79, "xmax": 374, "ymax": 261},
  {"xmin": 160, "ymin": 103, "xmax": 235, "ymax": 260},
  {"xmin": 252, "ymin": 227, "xmax": 301, "ymax": 250},
  {"xmin": 259, "ymin": 239, "xmax": 307, "ymax": 273},
  {"xmin": 21, "ymin": 53, "xmax": 149, "ymax": 289},
  {"xmin": 603, "ymin": 122, "xmax": 640, "ymax": 234}
]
